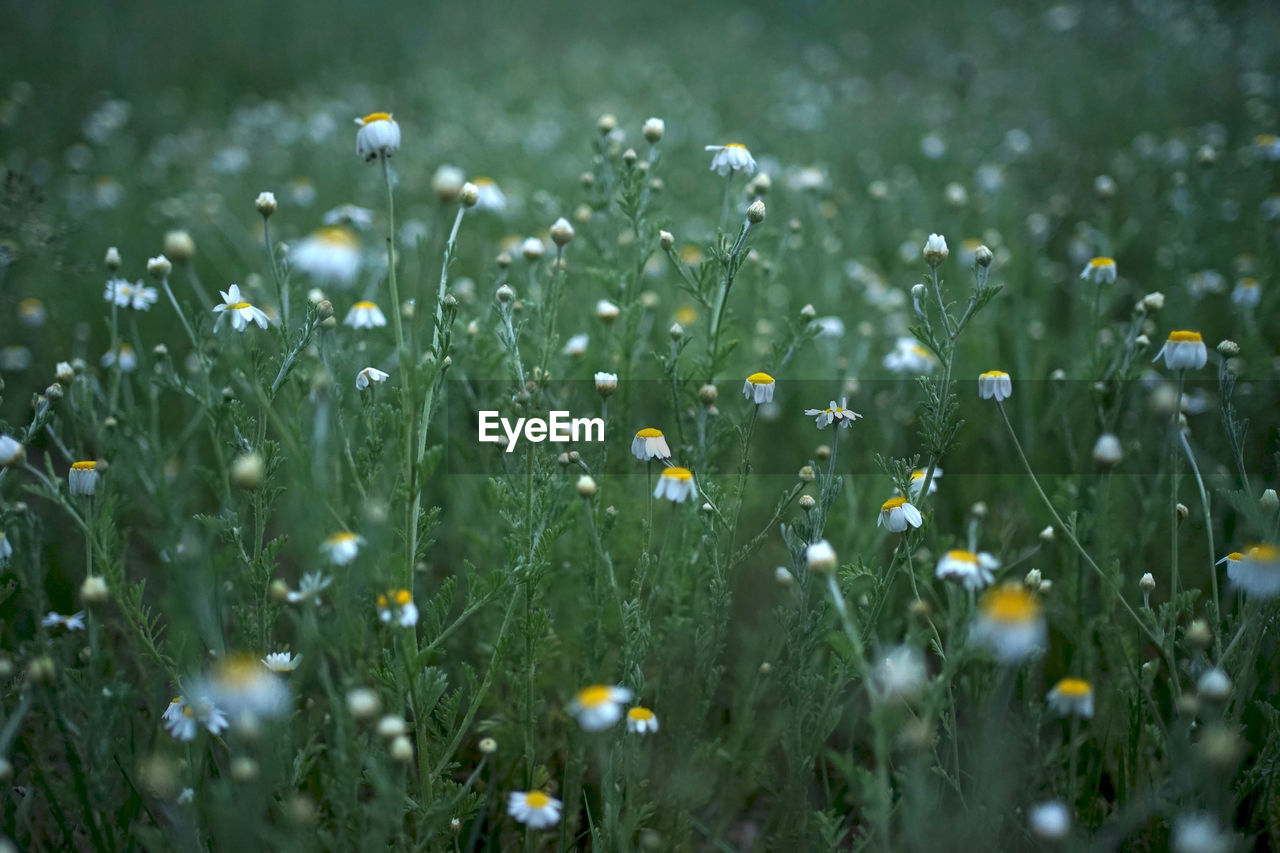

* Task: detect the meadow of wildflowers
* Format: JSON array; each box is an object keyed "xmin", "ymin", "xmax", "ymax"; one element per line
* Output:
[{"xmin": 3, "ymin": 0, "xmax": 1280, "ymax": 849}]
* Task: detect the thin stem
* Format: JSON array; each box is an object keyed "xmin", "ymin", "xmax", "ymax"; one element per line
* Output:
[
  {"xmin": 263, "ymin": 216, "xmax": 288, "ymax": 334},
  {"xmin": 1178, "ymin": 428, "xmax": 1221, "ymax": 658},
  {"xmin": 432, "ymin": 206, "xmax": 466, "ymax": 354},
  {"xmin": 718, "ymin": 170, "xmax": 735, "ymax": 234},
  {"xmin": 380, "ymin": 154, "xmax": 405, "ymax": 356},
  {"xmin": 1170, "ymin": 372, "xmax": 1185, "ymax": 615}
]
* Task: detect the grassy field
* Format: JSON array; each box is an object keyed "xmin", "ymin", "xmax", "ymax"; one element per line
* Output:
[{"xmin": 2, "ymin": 0, "xmax": 1280, "ymax": 849}]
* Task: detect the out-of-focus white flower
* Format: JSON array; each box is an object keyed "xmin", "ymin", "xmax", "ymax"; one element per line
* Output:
[
  {"xmin": 470, "ymin": 177, "xmax": 507, "ymax": 212},
  {"xmin": 193, "ymin": 654, "xmax": 291, "ymax": 725},
  {"xmin": 871, "ymin": 645, "xmax": 926, "ymax": 703},
  {"xmin": 1029, "ymin": 800, "xmax": 1071, "ymax": 840},
  {"xmin": 69, "ymin": 461, "xmax": 100, "ymax": 496},
  {"xmin": 285, "ymin": 572, "xmax": 333, "ymax": 604},
  {"xmin": 883, "ymin": 337, "xmax": 937, "ymax": 374},
  {"xmin": 1219, "ymin": 543, "xmax": 1280, "ymax": 599},
  {"xmin": 705, "ymin": 143, "xmax": 757, "ymax": 176},
  {"xmin": 568, "ymin": 684, "xmax": 633, "ymax": 731},
  {"xmin": 323, "ymin": 204, "xmax": 374, "ymax": 229},
  {"xmin": 562, "ymin": 333, "xmax": 589, "ymax": 357},
  {"xmin": 805, "ymin": 539, "xmax": 838, "ymax": 573},
  {"xmin": 101, "ymin": 344, "xmax": 138, "ymax": 372},
  {"xmin": 356, "ymin": 367, "xmax": 389, "ymax": 390},
  {"xmin": 1046, "ymin": 678, "xmax": 1095, "ymax": 718},
  {"xmin": 1231, "ymin": 277, "xmax": 1261, "ymax": 309},
  {"xmin": 41, "ymin": 611, "xmax": 86, "ymax": 631},
  {"xmin": 0, "ymin": 531, "xmax": 11, "ymax": 562},
  {"xmin": 290, "ymin": 226, "xmax": 361, "ymax": 288},
  {"xmin": 376, "ymin": 588, "xmax": 419, "ymax": 627},
  {"xmin": 625, "ymin": 706, "xmax": 659, "ymax": 734},
  {"xmin": 508, "ymin": 790, "xmax": 562, "ymax": 829},
  {"xmin": 970, "ymin": 584, "xmax": 1046, "ymax": 663},
  {"xmin": 344, "ymin": 300, "xmax": 387, "ymax": 329},
  {"xmin": 0, "ymin": 436, "xmax": 23, "ymax": 468},
  {"xmin": 1080, "ymin": 257, "xmax": 1117, "ymax": 283},
  {"xmin": 354, "ymin": 112, "xmax": 400, "ymax": 161},
  {"xmin": 1173, "ymin": 813, "xmax": 1229, "ymax": 853},
  {"xmin": 261, "ymin": 652, "xmax": 301, "ymax": 673},
  {"xmin": 936, "ymin": 549, "xmax": 999, "ymax": 590},
  {"xmin": 321, "ymin": 531, "xmax": 364, "ymax": 565},
  {"xmin": 162, "ymin": 696, "xmax": 229, "ymax": 741},
  {"xmin": 653, "ymin": 467, "xmax": 696, "ymax": 503}
]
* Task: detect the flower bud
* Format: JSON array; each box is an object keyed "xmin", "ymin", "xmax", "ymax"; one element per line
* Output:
[
  {"xmin": 0, "ymin": 436, "xmax": 25, "ymax": 468},
  {"xmin": 231, "ymin": 452, "xmax": 265, "ymax": 490},
  {"xmin": 164, "ymin": 230, "xmax": 195, "ymax": 262},
  {"xmin": 774, "ymin": 566, "xmax": 793, "ymax": 586},
  {"xmin": 798, "ymin": 494, "xmax": 816, "ymax": 511},
  {"xmin": 81, "ymin": 575, "xmax": 110, "ymax": 604},
  {"xmin": 345, "ymin": 687, "xmax": 381, "ymax": 720},
  {"xmin": 698, "ymin": 384, "xmax": 718, "ymax": 404},
  {"xmin": 576, "ymin": 475, "xmax": 597, "ymax": 497},
  {"xmin": 1176, "ymin": 502, "xmax": 1189, "ymax": 522},
  {"xmin": 551, "ymin": 217, "xmax": 575, "ymax": 247},
  {"xmin": 923, "ymin": 233, "xmax": 948, "ymax": 266},
  {"xmin": 642, "ymin": 117, "xmax": 664, "ymax": 143},
  {"xmin": 1187, "ymin": 619, "xmax": 1212, "ymax": 650},
  {"xmin": 478, "ymin": 736, "xmax": 498, "ymax": 754},
  {"xmin": 798, "ymin": 465, "xmax": 815, "ymax": 483},
  {"xmin": 974, "ymin": 245, "xmax": 993, "ymax": 267},
  {"xmin": 1139, "ymin": 572, "xmax": 1156, "ymax": 592},
  {"xmin": 659, "ymin": 230, "xmax": 674, "ymax": 251},
  {"xmin": 911, "ymin": 283, "xmax": 927, "ymax": 301},
  {"xmin": 1024, "ymin": 568, "xmax": 1043, "ymax": 590},
  {"xmin": 806, "ymin": 539, "xmax": 837, "ymax": 573},
  {"xmin": 1141, "ymin": 292, "xmax": 1164, "ymax": 312},
  {"xmin": 146, "ymin": 255, "xmax": 172, "ymax": 279},
  {"xmin": 1092, "ymin": 433, "xmax": 1123, "ymax": 467},
  {"xmin": 1039, "ymin": 525, "xmax": 1055, "ymax": 542},
  {"xmin": 746, "ymin": 200, "xmax": 766, "ymax": 224},
  {"xmin": 105, "ymin": 246, "xmax": 122, "ymax": 271},
  {"xmin": 458, "ymin": 183, "xmax": 480, "ymax": 208},
  {"xmin": 269, "ymin": 579, "xmax": 290, "ymax": 603},
  {"xmin": 669, "ymin": 322, "xmax": 683, "ymax": 341},
  {"xmin": 597, "ymin": 113, "xmax": 617, "ymax": 134},
  {"xmin": 255, "ymin": 191, "xmax": 278, "ymax": 217},
  {"xmin": 389, "ymin": 735, "xmax": 414, "ymax": 762},
  {"xmin": 596, "ymin": 300, "xmax": 619, "ymax": 323},
  {"xmin": 1261, "ymin": 489, "xmax": 1280, "ymax": 512},
  {"xmin": 496, "ymin": 284, "xmax": 515, "ymax": 303},
  {"xmin": 622, "ymin": 148, "xmax": 638, "ymax": 167},
  {"xmin": 1217, "ymin": 339, "xmax": 1239, "ymax": 357}
]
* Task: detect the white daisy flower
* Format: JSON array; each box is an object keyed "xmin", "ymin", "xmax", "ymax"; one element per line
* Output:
[
  {"xmin": 41, "ymin": 610, "xmax": 86, "ymax": 630},
  {"xmin": 1219, "ymin": 544, "xmax": 1280, "ymax": 599},
  {"xmin": 1079, "ymin": 256, "xmax": 1117, "ymax": 283},
  {"xmin": 290, "ymin": 226, "xmax": 361, "ymax": 288},
  {"xmin": 970, "ymin": 584, "xmax": 1046, "ymax": 664},
  {"xmin": 905, "ymin": 467, "xmax": 941, "ymax": 499},
  {"xmin": 162, "ymin": 696, "xmax": 230, "ymax": 741},
  {"xmin": 978, "ymin": 370, "xmax": 1012, "ymax": 401},
  {"xmin": 0, "ymin": 531, "xmax": 11, "ymax": 562},
  {"xmin": 130, "ymin": 284, "xmax": 158, "ymax": 311},
  {"xmin": 100, "ymin": 344, "xmax": 138, "ymax": 372},
  {"xmin": 935, "ymin": 549, "xmax": 999, "ymax": 590},
  {"xmin": 18, "ymin": 298, "xmax": 47, "ymax": 326},
  {"xmin": 877, "ymin": 497, "xmax": 923, "ymax": 532},
  {"xmin": 261, "ymin": 652, "xmax": 301, "ymax": 673},
  {"xmin": 322, "ymin": 204, "xmax": 375, "ymax": 229},
  {"xmin": 356, "ymin": 367, "xmax": 389, "ymax": 390},
  {"xmin": 562, "ymin": 333, "xmax": 589, "ymax": 357},
  {"xmin": 213, "ymin": 284, "xmax": 270, "ymax": 332},
  {"xmin": 68, "ymin": 460, "xmax": 100, "ymax": 496},
  {"xmin": 1231, "ymin": 277, "xmax": 1261, "ymax": 309},
  {"xmin": 103, "ymin": 278, "xmax": 134, "ymax": 307},
  {"xmin": 742, "ymin": 371, "xmax": 776, "ymax": 404},
  {"xmin": 321, "ymin": 531, "xmax": 364, "ymax": 565},
  {"xmin": 354, "ymin": 112, "xmax": 400, "ymax": 161},
  {"xmin": 285, "ymin": 572, "xmax": 333, "ymax": 604},
  {"xmin": 568, "ymin": 684, "xmax": 633, "ymax": 731},
  {"xmin": 193, "ymin": 654, "xmax": 291, "ymax": 723},
  {"xmin": 632, "ymin": 428, "xmax": 671, "ymax": 461},
  {"xmin": 376, "ymin": 588, "xmax": 419, "ymax": 627},
  {"xmin": 870, "ymin": 645, "xmax": 926, "ymax": 704},
  {"xmin": 626, "ymin": 706, "xmax": 659, "ymax": 734},
  {"xmin": 705, "ymin": 143, "xmax": 757, "ymax": 176},
  {"xmin": 507, "ymin": 790, "xmax": 562, "ymax": 829},
  {"xmin": 344, "ymin": 300, "xmax": 387, "ymax": 329},
  {"xmin": 805, "ymin": 539, "xmax": 838, "ymax": 573},
  {"xmin": 1029, "ymin": 800, "xmax": 1071, "ymax": 840},
  {"xmin": 594, "ymin": 372, "xmax": 618, "ymax": 397},
  {"xmin": 470, "ymin": 177, "xmax": 507, "ymax": 212},
  {"xmin": 653, "ymin": 466, "xmax": 696, "ymax": 503},
  {"xmin": 1046, "ymin": 677, "xmax": 1094, "ymax": 718},
  {"xmin": 803, "ymin": 397, "xmax": 862, "ymax": 429},
  {"xmin": 883, "ymin": 336, "xmax": 937, "ymax": 374},
  {"xmin": 1152, "ymin": 330, "xmax": 1208, "ymax": 371}
]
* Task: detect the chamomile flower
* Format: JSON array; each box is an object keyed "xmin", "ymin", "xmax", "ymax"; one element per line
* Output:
[
  {"xmin": 1219, "ymin": 544, "xmax": 1280, "ymax": 598},
  {"xmin": 978, "ymin": 370, "xmax": 1012, "ymax": 401},
  {"xmin": 1046, "ymin": 677, "xmax": 1095, "ymax": 718},
  {"xmin": 870, "ymin": 645, "xmax": 926, "ymax": 703},
  {"xmin": 69, "ymin": 460, "xmax": 100, "ymax": 496},
  {"xmin": 631, "ymin": 428, "xmax": 671, "ymax": 461},
  {"xmin": 1029, "ymin": 801, "xmax": 1071, "ymax": 840},
  {"xmin": 743, "ymin": 372, "xmax": 775, "ymax": 404},
  {"xmin": 0, "ymin": 435, "xmax": 23, "ymax": 467},
  {"xmin": 654, "ymin": 466, "xmax": 696, "ymax": 503},
  {"xmin": 970, "ymin": 583, "xmax": 1046, "ymax": 663},
  {"xmin": 162, "ymin": 696, "xmax": 230, "ymax": 741},
  {"xmin": 0, "ymin": 532, "xmax": 11, "ymax": 562},
  {"xmin": 804, "ymin": 398, "xmax": 863, "ymax": 429},
  {"xmin": 290, "ymin": 226, "xmax": 361, "ymax": 287},
  {"xmin": 1231, "ymin": 277, "xmax": 1261, "ymax": 309},
  {"xmin": 805, "ymin": 539, "xmax": 838, "ymax": 573},
  {"xmin": 1079, "ymin": 257, "xmax": 1117, "ymax": 283},
  {"xmin": 1153, "ymin": 330, "xmax": 1208, "ymax": 370},
  {"xmin": 322, "ymin": 203, "xmax": 374, "ymax": 228},
  {"xmin": 878, "ymin": 497, "xmax": 923, "ymax": 532},
  {"xmin": 705, "ymin": 143, "xmax": 757, "ymax": 176},
  {"xmin": 354, "ymin": 112, "xmax": 400, "ymax": 161},
  {"xmin": 470, "ymin": 177, "xmax": 508, "ymax": 212},
  {"xmin": 923, "ymin": 233, "xmax": 949, "ymax": 265},
  {"xmin": 344, "ymin": 300, "xmax": 387, "ymax": 329},
  {"xmin": 936, "ymin": 549, "xmax": 999, "ymax": 590},
  {"xmin": 905, "ymin": 468, "xmax": 941, "ymax": 498},
  {"xmin": 376, "ymin": 588, "xmax": 419, "ymax": 627},
  {"xmin": 103, "ymin": 278, "xmax": 134, "ymax": 307},
  {"xmin": 562, "ymin": 333, "xmax": 589, "ymax": 357},
  {"xmin": 194, "ymin": 653, "xmax": 291, "ymax": 723},
  {"xmin": 507, "ymin": 790, "xmax": 562, "ymax": 829},
  {"xmin": 41, "ymin": 611, "xmax": 86, "ymax": 631},
  {"xmin": 285, "ymin": 572, "xmax": 333, "ymax": 604},
  {"xmin": 568, "ymin": 684, "xmax": 633, "ymax": 731},
  {"xmin": 101, "ymin": 344, "xmax": 138, "ymax": 372},
  {"xmin": 17, "ymin": 298, "xmax": 46, "ymax": 326},
  {"xmin": 321, "ymin": 531, "xmax": 364, "ymax": 565},
  {"xmin": 356, "ymin": 367, "xmax": 389, "ymax": 390},
  {"xmin": 626, "ymin": 706, "xmax": 659, "ymax": 734},
  {"xmin": 883, "ymin": 336, "xmax": 937, "ymax": 374},
  {"xmin": 594, "ymin": 372, "xmax": 618, "ymax": 397},
  {"xmin": 261, "ymin": 652, "xmax": 301, "ymax": 673},
  {"xmin": 213, "ymin": 284, "xmax": 270, "ymax": 332}
]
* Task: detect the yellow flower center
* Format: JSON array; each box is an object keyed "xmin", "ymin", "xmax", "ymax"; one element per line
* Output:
[
  {"xmin": 962, "ymin": 238, "xmax": 982, "ymax": 250},
  {"xmin": 881, "ymin": 496, "xmax": 907, "ymax": 511},
  {"xmin": 524, "ymin": 791, "xmax": 550, "ymax": 809},
  {"xmin": 1246, "ymin": 544, "xmax": 1279, "ymax": 561},
  {"xmin": 636, "ymin": 428, "xmax": 664, "ymax": 438},
  {"xmin": 182, "ymin": 706, "xmax": 195, "ymax": 717},
  {"xmin": 18, "ymin": 298, "xmax": 42, "ymax": 314},
  {"xmin": 1054, "ymin": 677, "xmax": 1092, "ymax": 697},
  {"xmin": 216, "ymin": 654, "xmax": 263, "ymax": 688},
  {"xmin": 1168, "ymin": 330, "xmax": 1202, "ymax": 343},
  {"xmin": 663, "ymin": 467, "xmax": 693, "ymax": 481},
  {"xmin": 946, "ymin": 549, "xmax": 978, "ymax": 564},
  {"xmin": 376, "ymin": 594, "xmax": 388, "ymax": 608},
  {"xmin": 725, "ymin": 143, "xmax": 746, "ymax": 149},
  {"xmin": 911, "ymin": 345, "xmax": 932, "ymax": 358},
  {"xmin": 353, "ymin": 301, "xmax": 379, "ymax": 310},
  {"xmin": 628, "ymin": 707, "xmax": 654, "ymax": 721},
  {"xmin": 677, "ymin": 247, "xmax": 704, "ymax": 264},
  {"xmin": 746, "ymin": 372, "xmax": 775, "ymax": 385},
  {"xmin": 327, "ymin": 531, "xmax": 357, "ymax": 545},
  {"xmin": 910, "ymin": 469, "xmax": 926, "ymax": 480},
  {"xmin": 980, "ymin": 585, "xmax": 1041, "ymax": 623},
  {"xmin": 360, "ymin": 112, "xmax": 393, "ymax": 125},
  {"xmin": 1256, "ymin": 134, "xmax": 1278, "ymax": 145},
  {"xmin": 227, "ymin": 302, "xmax": 252, "ymax": 310},
  {"xmin": 674, "ymin": 305, "xmax": 698, "ymax": 324},
  {"xmin": 473, "ymin": 176, "xmax": 494, "ymax": 186},
  {"xmin": 1089, "ymin": 257, "xmax": 1115, "ymax": 267},
  {"xmin": 72, "ymin": 461, "xmax": 96, "ymax": 470},
  {"xmin": 394, "ymin": 588, "xmax": 412, "ymax": 606},
  {"xmin": 1239, "ymin": 277, "xmax": 1258, "ymax": 287},
  {"xmin": 1226, "ymin": 552, "xmax": 1244, "ymax": 561},
  {"xmin": 315, "ymin": 226, "xmax": 358, "ymax": 247},
  {"xmin": 980, "ymin": 370, "xmax": 1008, "ymax": 379},
  {"xmin": 576, "ymin": 685, "xmax": 612, "ymax": 708}
]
